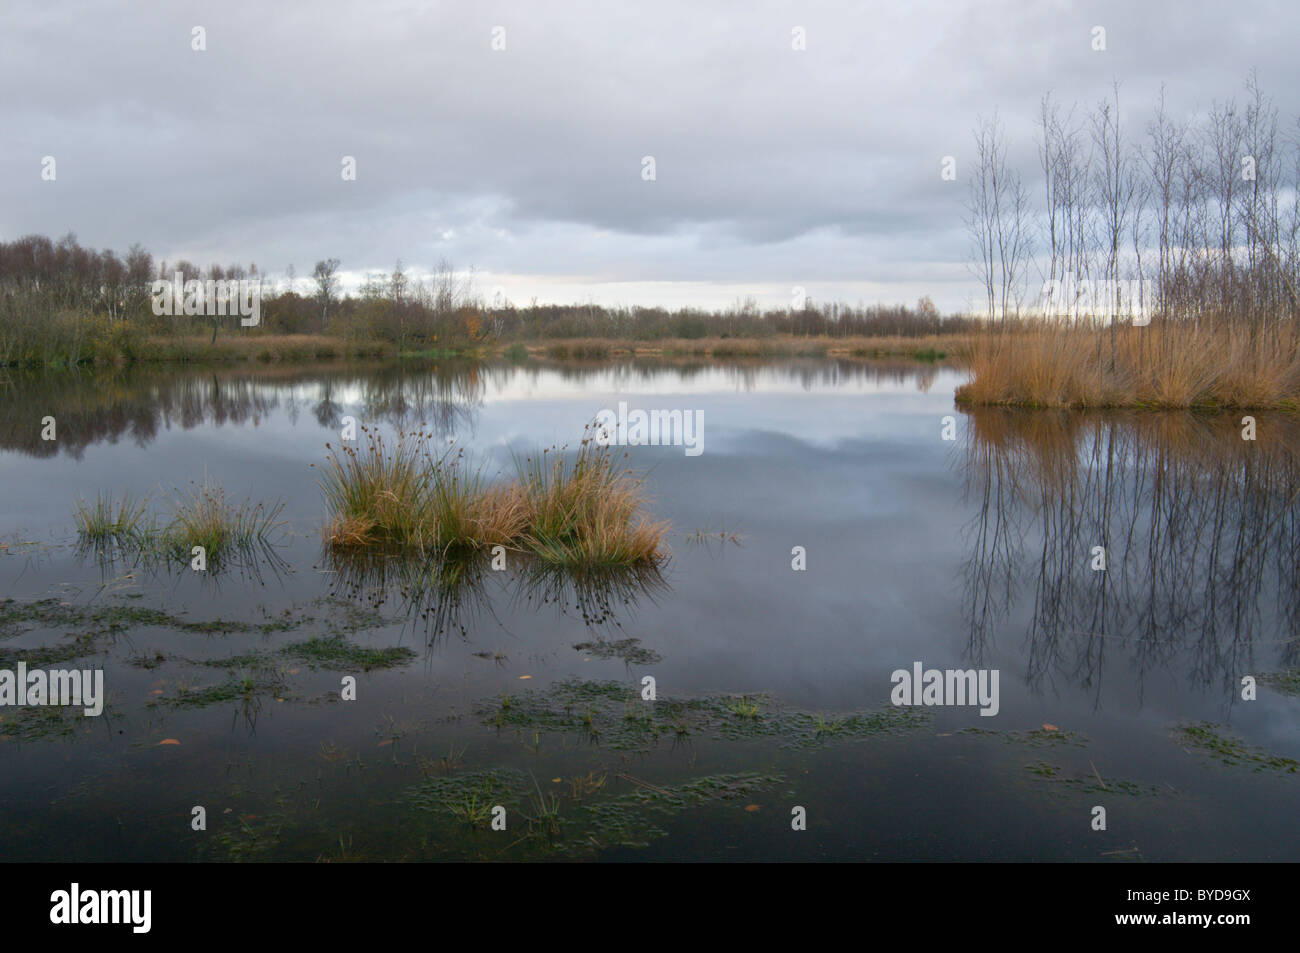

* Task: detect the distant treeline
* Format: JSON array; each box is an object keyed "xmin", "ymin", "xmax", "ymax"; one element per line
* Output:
[{"xmin": 0, "ymin": 233, "xmax": 971, "ymax": 366}]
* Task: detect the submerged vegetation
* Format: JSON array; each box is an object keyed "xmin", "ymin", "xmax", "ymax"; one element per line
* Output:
[
  {"xmin": 479, "ymin": 677, "xmax": 930, "ymax": 753},
  {"xmin": 1175, "ymin": 723, "xmax": 1300, "ymax": 773},
  {"xmin": 318, "ymin": 426, "xmax": 668, "ymax": 568}
]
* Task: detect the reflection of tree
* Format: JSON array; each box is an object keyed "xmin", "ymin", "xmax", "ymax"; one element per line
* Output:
[
  {"xmin": 958, "ymin": 408, "xmax": 1300, "ymax": 702},
  {"xmin": 0, "ymin": 362, "xmax": 488, "ymax": 457},
  {"xmin": 321, "ymin": 546, "xmax": 669, "ymax": 646},
  {"xmin": 0, "ymin": 358, "xmax": 941, "ymax": 460}
]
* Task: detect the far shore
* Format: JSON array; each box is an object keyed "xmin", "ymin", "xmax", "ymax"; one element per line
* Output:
[{"xmin": 1, "ymin": 332, "xmax": 969, "ymax": 368}]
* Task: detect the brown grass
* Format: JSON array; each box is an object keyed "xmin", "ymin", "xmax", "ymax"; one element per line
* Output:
[
  {"xmin": 523, "ymin": 334, "xmax": 971, "ymax": 361},
  {"xmin": 318, "ymin": 427, "xmax": 668, "ymax": 567},
  {"xmin": 955, "ymin": 323, "xmax": 1300, "ymax": 411}
]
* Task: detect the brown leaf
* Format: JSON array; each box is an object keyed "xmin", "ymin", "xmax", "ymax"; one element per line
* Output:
[
  {"xmin": 1042, "ymin": 723, "xmax": 1059, "ymax": 732},
  {"xmin": 158, "ymin": 738, "xmax": 180, "ymax": 745}
]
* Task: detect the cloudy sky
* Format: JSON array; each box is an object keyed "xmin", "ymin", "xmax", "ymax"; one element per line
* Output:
[{"xmin": 3, "ymin": 0, "xmax": 1297, "ymax": 312}]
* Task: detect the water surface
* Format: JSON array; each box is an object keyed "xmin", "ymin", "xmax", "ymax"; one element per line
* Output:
[{"xmin": 0, "ymin": 358, "xmax": 1295, "ymax": 861}]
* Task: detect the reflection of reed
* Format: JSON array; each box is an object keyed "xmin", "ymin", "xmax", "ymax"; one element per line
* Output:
[
  {"xmin": 75, "ymin": 534, "xmax": 291, "ymax": 589},
  {"xmin": 321, "ymin": 547, "xmax": 669, "ymax": 644},
  {"xmin": 959, "ymin": 408, "xmax": 1300, "ymax": 697}
]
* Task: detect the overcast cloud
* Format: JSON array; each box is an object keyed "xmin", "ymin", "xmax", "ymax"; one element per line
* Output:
[{"xmin": 3, "ymin": 0, "xmax": 1297, "ymax": 311}]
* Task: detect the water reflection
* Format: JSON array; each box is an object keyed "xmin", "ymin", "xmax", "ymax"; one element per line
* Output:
[
  {"xmin": 322, "ymin": 546, "xmax": 670, "ymax": 644},
  {"xmin": 0, "ymin": 358, "xmax": 938, "ymax": 459},
  {"xmin": 0, "ymin": 362, "xmax": 490, "ymax": 458},
  {"xmin": 959, "ymin": 408, "xmax": 1300, "ymax": 701}
]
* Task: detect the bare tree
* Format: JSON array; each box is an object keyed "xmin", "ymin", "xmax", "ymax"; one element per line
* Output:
[
  {"xmin": 313, "ymin": 258, "xmax": 341, "ymax": 329},
  {"xmin": 967, "ymin": 111, "xmax": 1034, "ymax": 320}
]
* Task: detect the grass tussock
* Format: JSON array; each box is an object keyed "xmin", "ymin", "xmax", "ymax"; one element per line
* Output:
[
  {"xmin": 73, "ymin": 491, "xmax": 153, "ymax": 547},
  {"xmin": 163, "ymin": 481, "xmax": 287, "ymax": 564},
  {"xmin": 73, "ymin": 480, "xmax": 286, "ymax": 569},
  {"xmin": 955, "ymin": 323, "xmax": 1300, "ymax": 411},
  {"xmin": 319, "ymin": 426, "xmax": 668, "ymax": 567}
]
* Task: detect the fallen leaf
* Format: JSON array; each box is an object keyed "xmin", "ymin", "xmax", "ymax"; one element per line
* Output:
[
  {"xmin": 150, "ymin": 690, "xmax": 164, "ymax": 696},
  {"xmin": 1042, "ymin": 723, "xmax": 1059, "ymax": 732},
  {"xmin": 223, "ymin": 808, "xmax": 232, "ymax": 814},
  {"xmin": 519, "ymin": 675, "xmax": 532, "ymax": 679},
  {"xmin": 288, "ymin": 668, "xmax": 301, "ymax": 675},
  {"xmin": 744, "ymin": 804, "xmax": 761, "ymax": 812},
  {"xmin": 551, "ymin": 777, "xmax": 562, "ymax": 783},
  {"xmin": 377, "ymin": 739, "xmax": 393, "ymax": 747},
  {"xmin": 158, "ymin": 738, "xmax": 180, "ymax": 745}
]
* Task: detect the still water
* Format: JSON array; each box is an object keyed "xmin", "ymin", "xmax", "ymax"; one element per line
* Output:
[{"xmin": 0, "ymin": 358, "xmax": 1296, "ymax": 861}]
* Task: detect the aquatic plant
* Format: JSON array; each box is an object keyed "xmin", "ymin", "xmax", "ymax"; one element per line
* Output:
[{"xmin": 318, "ymin": 426, "xmax": 667, "ymax": 567}]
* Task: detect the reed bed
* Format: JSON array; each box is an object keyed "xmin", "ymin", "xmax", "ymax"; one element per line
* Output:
[
  {"xmin": 318, "ymin": 426, "xmax": 668, "ymax": 567},
  {"xmin": 955, "ymin": 323, "xmax": 1300, "ymax": 411}
]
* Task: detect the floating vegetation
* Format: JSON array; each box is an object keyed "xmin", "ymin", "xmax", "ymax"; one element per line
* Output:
[
  {"xmin": 402, "ymin": 766, "xmax": 783, "ymax": 858},
  {"xmin": 1023, "ymin": 760, "xmax": 1163, "ymax": 797},
  {"xmin": 278, "ymin": 636, "xmax": 415, "ymax": 671},
  {"xmin": 684, "ymin": 527, "xmax": 743, "ymax": 546},
  {"xmin": 0, "ymin": 705, "xmax": 79, "ymax": 743},
  {"xmin": 960, "ymin": 726, "xmax": 1089, "ymax": 748},
  {"xmin": 1175, "ymin": 723, "xmax": 1300, "ymax": 773},
  {"xmin": 573, "ymin": 638, "xmax": 662, "ymax": 665},
  {"xmin": 149, "ymin": 671, "xmax": 289, "ymax": 711},
  {"xmin": 478, "ymin": 677, "xmax": 929, "ymax": 753},
  {"xmin": 319, "ymin": 426, "xmax": 668, "ymax": 568},
  {"xmin": 1258, "ymin": 668, "xmax": 1300, "ymax": 697},
  {"xmin": 146, "ymin": 640, "xmax": 415, "ymax": 710},
  {"xmin": 0, "ymin": 596, "xmax": 326, "ymax": 654},
  {"xmin": 405, "ymin": 768, "xmax": 530, "ymax": 817}
]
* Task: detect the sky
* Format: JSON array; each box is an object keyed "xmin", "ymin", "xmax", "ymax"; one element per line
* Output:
[{"xmin": 3, "ymin": 0, "xmax": 1298, "ymax": 313}]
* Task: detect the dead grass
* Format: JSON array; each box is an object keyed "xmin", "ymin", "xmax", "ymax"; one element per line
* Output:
[
  {"xmin": 522, "ymin": 334, "xmax": 973, "ymax": 361},
  {"xmin": 955, "ymin": 322, "xmax": 1300, "ymax": 411},
  {"xmin": 318, "ymin": 426, "xmax": 668, "ymax": 567}
]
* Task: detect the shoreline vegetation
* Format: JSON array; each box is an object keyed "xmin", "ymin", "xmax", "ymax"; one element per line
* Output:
[
  {"xmin": 956, "ymin": 322, "xmax": 1300, "ymax": 411},
  {"xmin": 0, "ymin": 232, "xmax": 968, "ymax": 369}
]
